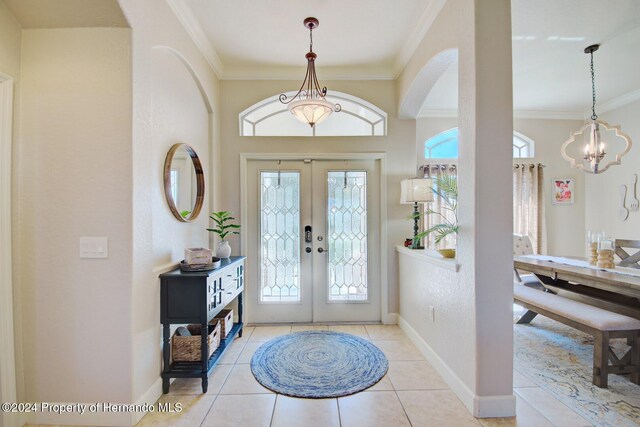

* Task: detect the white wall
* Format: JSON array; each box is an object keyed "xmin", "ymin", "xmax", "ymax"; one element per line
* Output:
[
  {"xmin": 219, "ymin": 79, "xmax": 416, "ymax": 319},
  {"xmin": 17, "ymin": 26, "xmax": 133, "ymax": 419},
  {"xmin": 397, "ymin": 0, "xmax": 515, "ymax": 417},
  {"xmin": 585, "ymin": 99, "xmax": 640, "ymax": 242},
  {"xmin": 416, "ymin": 116, "xmax": 586, "ymax": 256}
]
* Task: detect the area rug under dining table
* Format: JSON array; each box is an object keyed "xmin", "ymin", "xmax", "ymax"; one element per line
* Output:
[
  {"xmin": 250, "ymin": 330, "xmax": 388, "ymax": 398},
  {"xmin": 515, "ymin": 315, "xmax": 640, "ymax": 427}
]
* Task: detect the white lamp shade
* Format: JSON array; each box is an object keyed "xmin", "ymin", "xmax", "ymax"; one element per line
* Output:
[
  {"xmin": 288, "ymin": 99, "xmax": 335, "ymax": 127},
  {"xmin": 400, "ymin": 178, "xmax": 433, "ymax": 204}
]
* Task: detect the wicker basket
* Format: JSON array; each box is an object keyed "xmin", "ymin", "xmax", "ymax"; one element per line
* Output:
[
  {"xmin": 172, "ymin": 320, "xmax": 221, "ymax": 362},
  {"xmin": 214, "ymin": 309, "xmax": 234, "ymax": 338}
]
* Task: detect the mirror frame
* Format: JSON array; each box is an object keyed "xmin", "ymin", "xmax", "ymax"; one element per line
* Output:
[{"xmin": 163, "ymin": 143, "xmax": 205, "ymax": 222}]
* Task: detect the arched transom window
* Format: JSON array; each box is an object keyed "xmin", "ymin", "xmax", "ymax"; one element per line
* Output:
[
  {"xmin": 239, "ymin": 91, "xmax": 387, "ymax": 137},
  {"xmin": 423, "ymin": 128, "xmax": 535, "ymax": 160}
]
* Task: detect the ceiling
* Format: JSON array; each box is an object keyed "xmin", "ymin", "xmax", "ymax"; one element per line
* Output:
[
  {"xmin": 4, "ymin": 0, "xmax": 128, "ymax": 28},
  {"xmin": 174, "ymin": 0, "xmax": 640, "ymax": 116},
  {"xmin": 5, "ymin": 0, "xmax": 639, "ymax": 116}
]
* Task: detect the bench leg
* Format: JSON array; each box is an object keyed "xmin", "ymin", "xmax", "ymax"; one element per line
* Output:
[
  {"xmin": 593, "ymin": 331, "xmax": 609, "ymax": 388},
  {"xmin": 631, "ymin": 335, "xmax": 640, "ymax": 385},
  {"xmin": 516, "ymin": 310, "xmax": 538, "ymax": 325}
]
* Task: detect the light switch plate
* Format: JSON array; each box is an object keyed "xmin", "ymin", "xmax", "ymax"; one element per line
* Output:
[{"xmin": 79, "ymin": 237, "xmax": 108, "ymax": 259}]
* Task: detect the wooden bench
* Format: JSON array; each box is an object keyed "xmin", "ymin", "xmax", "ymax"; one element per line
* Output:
[{"xmin": 514, "ymin": 284, "xmax": 640, "ymax": 388}]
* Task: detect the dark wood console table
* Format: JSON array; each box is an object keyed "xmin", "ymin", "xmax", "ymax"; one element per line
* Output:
[{"xmin": 159, "ymin": 256, "xmax": 245, "ymax": 393}]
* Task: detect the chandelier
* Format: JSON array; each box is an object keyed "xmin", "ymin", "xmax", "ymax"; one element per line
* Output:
[
  {"xmin": 279, "ymin": 17, "xmax": 341, "ymax": 127},
  {"xmin": 561, "ymin": 44, "xmax": 632, "ymax": 174}
]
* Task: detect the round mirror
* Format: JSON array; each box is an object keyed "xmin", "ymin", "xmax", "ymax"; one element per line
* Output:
[{"xmin": 163, "ymin": 143, "xmax": 205, "ymax": 222}]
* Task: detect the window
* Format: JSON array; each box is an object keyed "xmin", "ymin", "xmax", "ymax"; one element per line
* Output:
[
  {"xmin": 239, "ymin": 91, "xmax": 387, "ymax": 137},
  {"xmin": 420, "ymin": 128, "xmax": 536, "ymax": 250},
  {"xmin": 423, "ymin": 128, "xmax": 535, "ymax": 160}
]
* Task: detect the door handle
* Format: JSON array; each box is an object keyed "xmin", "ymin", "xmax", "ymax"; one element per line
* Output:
[{"xmin": 317, "ymin": 247, "xmax": 328, "ymax": 253}]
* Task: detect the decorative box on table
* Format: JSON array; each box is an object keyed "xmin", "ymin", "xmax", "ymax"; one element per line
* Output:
[{"xmin": 184, "ymin": 247, "xmax": 213, "ymax": 265}]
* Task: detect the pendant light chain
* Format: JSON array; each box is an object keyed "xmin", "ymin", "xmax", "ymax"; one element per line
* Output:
[{"xmin": 590, "ymin": 49, "xmax": 597, "ymax": 121}]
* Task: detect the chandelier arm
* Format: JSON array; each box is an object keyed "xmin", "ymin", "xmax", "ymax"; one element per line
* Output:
[{"xmin": 279, "ymin": 62, "xmax": 313, "ymax": 104}]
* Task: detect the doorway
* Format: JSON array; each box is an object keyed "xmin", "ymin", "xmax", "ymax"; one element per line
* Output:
[
  {"xmin": 0, "ymin": 76, "xmax": 17, "ymax": 427},
  {"xmin": 244, "ymin": 156, "xmax": 383, "ymax": 324}
]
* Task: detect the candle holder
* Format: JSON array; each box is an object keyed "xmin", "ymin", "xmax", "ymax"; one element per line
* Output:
[
  {"xmin": 587, "ymin": 231, "xmax": 604, "ymax": 266},
  {"xmin": 597, "ymin": 237, "xmax": 616, "ymax": 269}
]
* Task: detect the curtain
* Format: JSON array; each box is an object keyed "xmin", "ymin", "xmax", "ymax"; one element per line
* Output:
[
  {"xmin": 420, "ymin": 164, "xmax": 457, "ymax": 249},
  {"xmin": 513, "ymin": 163, "xmax": 547, "ymax": 254}
]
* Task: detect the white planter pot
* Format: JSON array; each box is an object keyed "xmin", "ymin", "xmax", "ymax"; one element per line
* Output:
[{"xmin": 216, "ymin": 240, "xmax": 232, "ymax": 258}]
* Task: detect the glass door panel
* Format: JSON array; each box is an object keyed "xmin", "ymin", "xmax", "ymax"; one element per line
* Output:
[
  {"xmin": 260, "ymin": 171, "xmax": 301, "ymax": 302},
  {"xmin": 246, "ymin": 161, "xmax": 312, "ymax": 323},
  {"xmin": 327, "ymin": 171, "xmax": 368, "ymax": 302},
  {"xmin": 312, "ymin": 160, "xmax": 380, "ymax": 322}
]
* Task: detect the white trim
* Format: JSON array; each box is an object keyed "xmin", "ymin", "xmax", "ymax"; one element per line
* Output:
[
  {"xmin": 0, "ymin": 76, "xmax": 18, "ymax": 427},
  {"xmin": 166, "ymin": 0, "xmax": 224, "ymax": 78},
  {"xmin": 418, "ymin": 108, "xmax": 584, "ymax": 120},
  {"xmin": 513, "ymin": 110, "xmax": 583, "ymax": 120},
  {"xmin": 396, "ymin": 246, "xmax": 459, "ymax": 272},
  {"xmin": 240, "ymin": 153, "xmax": 389, "ymax": 324},
  {"xmin": 392, "ymin": 0, "xmax": 448, "ymax": 78},
  {"xmin": 385, "ymin": 312, "xmax": 399, "ymax": 325},
  {"xmin": 239, "ymin": 91, "xmax": 387, "ymax": 137},
  {"xmin": 131, "ymin": 377, "xmax": 164, "ymax": 426},
  {"xmin": 220, "ymin": 67, "xmax": 395, "ymax": 81},
  {"xmin": 398, "ymin": 316, "xmax": 516, "ymax": 418},
  {"xmin": 593, "ymin": 88, "xmax": 640, "ymax": 116}
]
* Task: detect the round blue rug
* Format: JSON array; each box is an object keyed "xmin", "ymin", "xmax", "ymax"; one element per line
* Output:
[{"xmin": 250, "ymin": 330, "xmax": 388, "ymax": 398}]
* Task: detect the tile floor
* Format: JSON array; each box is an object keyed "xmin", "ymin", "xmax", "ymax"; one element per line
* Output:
[{"xmin": 136, "ymin": 324, "xmax": 593, "ymax": 427}]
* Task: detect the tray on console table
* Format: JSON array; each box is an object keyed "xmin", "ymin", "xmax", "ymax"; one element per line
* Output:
[{"xmin": 159, "ymin": 256, "xmax": 245, "ymax": 393}]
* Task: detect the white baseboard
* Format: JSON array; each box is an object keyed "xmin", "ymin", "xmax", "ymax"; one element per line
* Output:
[
  {"xmin": 27, "ymin": 378, "xmax": 164, "ymax": 427},
  {"xmin": 474, "ymin": 394, "xmax": 517, "ymax": 418},
  {"xmin": 131, "ymin": 377, "xmax": 164, "ymax": 425},
  {"xmin": 398, "ymin": 316, "xmax": 515, "ymax": 418},
  {"xmin": 384, "ymin": 312, "xmax": 399, "ymax": 325},
  {"xmin": 29, "ymin": 403, "xmax": 132, "ymax": 426}
]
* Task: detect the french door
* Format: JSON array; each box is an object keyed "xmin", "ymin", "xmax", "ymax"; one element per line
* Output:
[{"xmin": 246, "ymin": 159, "xmax": 380, "ymax": 323}]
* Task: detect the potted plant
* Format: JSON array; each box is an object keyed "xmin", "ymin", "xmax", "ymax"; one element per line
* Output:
[
  {"xmin": 207, "ymin": 211, "xmax": 240, "ymax": 258},
  {"xmin": 412, "ymin": 174, "xmax": 458, "ymax": 258}
]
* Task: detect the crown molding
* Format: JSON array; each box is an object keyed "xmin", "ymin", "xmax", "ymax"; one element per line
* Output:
[
  {"xmin": 417, "ymin": 108, "xmax": 584, "ymax": 120},
  {"xmin": 585, "ymin": 88, "xmax": 640, "ymax": 118},
  {"xmin": 392, "ymin": 0, "xmax": 447, "ymax": 78},
  {"xmin": 220, "ymin": 66, "xmax": 395, "ymax": 81},
  {"xmin": 417, "ymin": 108, "xmax": 458, "ymax": 118},
  {"xmin": 513, "ymin": 110, "xmax": 583, "ymax": 120},
  {"xmin": 167, "ymin": 0, "xmax": 224, "ymax": 78}
]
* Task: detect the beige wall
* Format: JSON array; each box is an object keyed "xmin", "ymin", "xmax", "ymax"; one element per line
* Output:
[
  {"xmin": 416, "ymin": 116, "xmax": 586, "ymax": 256},
  {"xmin": 0, "ymin": 0, "xmax": 21, "ymax": 420},
  {"xmin": 17, "ymin": 26, "xmax": 133, "ymax": 413},
  {"xmin": 513, "ymin": 118, "xmax": 585, "ymax": 256},
  {"xmin": 9, "ymin": 1, "xmax": 221, "ymax": 424},
  {"xmin": 585, "ymin": 100, "xmax": 640, "ymax": 242},
  {"xmin": 118, "ymin": 0, "xmax": 221, "ymax": 419},
  {"xmin": 220, "ymin": 79, "xmax": 416, "ymax": 319}
]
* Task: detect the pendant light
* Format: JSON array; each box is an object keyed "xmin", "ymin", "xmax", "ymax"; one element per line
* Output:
[
  {"xmin": 279, "ymin": 17, "xmax": 341, "ymax": 127},
  {"xmin": 561, "ymin": 44, "xmax": 632, "ymax": 174}
]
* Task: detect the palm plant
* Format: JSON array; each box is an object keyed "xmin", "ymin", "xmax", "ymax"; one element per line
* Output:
[
  {"xmin": 207, "ymin": 211, "xmax": 240, "ymax": 241},
  {"xmin": 412, "ymin": 174, "xmax": 458, "ymax": 250}
]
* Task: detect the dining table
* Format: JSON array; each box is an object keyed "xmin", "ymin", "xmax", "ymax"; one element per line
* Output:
[{"xmin": 514, "ymin": 254, "xmax": 640, "ymax": 320}]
